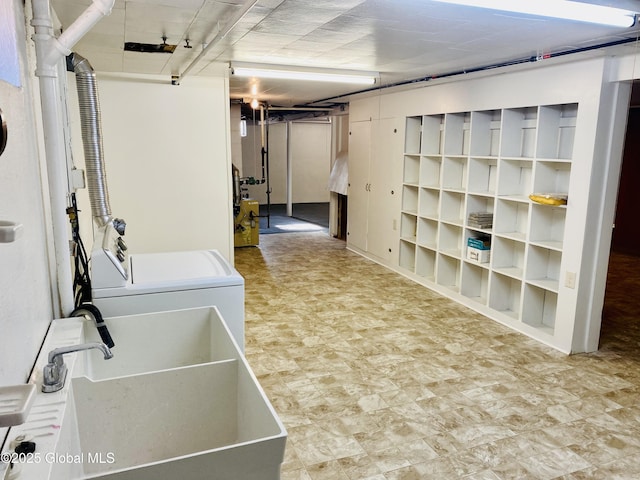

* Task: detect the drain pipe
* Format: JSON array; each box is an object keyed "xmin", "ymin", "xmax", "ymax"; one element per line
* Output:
[
  {"xmin": 286, "ymin": 120, "xmax": 293, "ymax": 218},
  {"xmin": 31, "ymin": 0, "xmax": 114, "ymax": 316}
]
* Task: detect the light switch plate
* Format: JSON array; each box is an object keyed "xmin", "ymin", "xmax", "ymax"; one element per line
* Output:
[{"xmin": 565, "ymin": 271, "xmax": 576, "ymax": 289}]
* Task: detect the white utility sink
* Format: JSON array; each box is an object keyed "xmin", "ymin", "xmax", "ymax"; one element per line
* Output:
[
  {"xmin": 77, "ymin": 308, "xmax": 240, "ymax": 380},
  {"xmin": 1, "ymin": 307, "xmax": 287, "ymax": 480}
]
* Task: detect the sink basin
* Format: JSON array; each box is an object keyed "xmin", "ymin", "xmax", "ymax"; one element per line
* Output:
[
  {"xmin": 1, "ymin": 307, "xmax": 287, "ymax": 480},
  {"xmin": 76, "ymin": 308, "xmax": 239, "ymax": 380},
  {"xmin": 51, "ymin": 362, "xmax": 284, "ymax": 479}
]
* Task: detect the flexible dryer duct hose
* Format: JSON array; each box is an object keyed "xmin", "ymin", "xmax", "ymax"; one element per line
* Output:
[{"xmin": 67, "ymin": 52, "xmax": 112, "ymax": 227}]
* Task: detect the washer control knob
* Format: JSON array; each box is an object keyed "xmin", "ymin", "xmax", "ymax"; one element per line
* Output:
[
  {"xmin": 117, "ymin": 237, "xmax": 127, "ymax": 251},
  {"xmin": 113, "ymin": 218, "xmax": 126, "ymax": 236}
]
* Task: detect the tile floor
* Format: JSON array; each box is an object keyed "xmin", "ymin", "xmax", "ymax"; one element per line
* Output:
[{"xmin": 234, "ymin": 232, "xmax": 640, "ymax": 480}]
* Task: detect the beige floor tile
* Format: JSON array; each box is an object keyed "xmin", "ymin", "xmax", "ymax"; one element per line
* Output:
[{"xmin": 234, "ymin": 233, "xmax": 640, "ymax": 479}]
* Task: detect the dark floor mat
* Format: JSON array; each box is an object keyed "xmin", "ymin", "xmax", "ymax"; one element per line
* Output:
[{"xmin": 258, "ymin": 203, "xmax": 329, "ymax": 234}]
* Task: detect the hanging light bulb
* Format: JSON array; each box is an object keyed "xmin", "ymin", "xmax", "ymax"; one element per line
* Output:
[{"xmin": 250, "ymin": 98, "xmax": 260, "ymax": 109}]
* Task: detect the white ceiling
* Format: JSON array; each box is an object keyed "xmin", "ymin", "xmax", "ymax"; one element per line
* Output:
[{"xmin": 51, "ymin": 0, "xmax": 640, "ymax": 107}]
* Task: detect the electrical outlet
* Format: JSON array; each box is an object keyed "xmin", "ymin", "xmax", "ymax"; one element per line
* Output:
[
  {"xmin": 565, "ymin": 271, "xmax": 576, "ymax": 289},
  {"xmin": 71, "ymin": 168, "xmax": 86, "ymax": 190},
  {"xmin": 393, "ymin": 219, "xmax": 397, "ymax": 230}
]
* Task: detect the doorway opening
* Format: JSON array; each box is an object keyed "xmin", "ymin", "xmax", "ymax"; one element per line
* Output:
[{"xmin": 601, "ymin": 81, "xmax": 640, "ymax": 352}]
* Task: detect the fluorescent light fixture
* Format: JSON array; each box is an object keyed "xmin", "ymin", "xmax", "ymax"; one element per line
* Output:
[
  {"xmin": 433, "ymin": 0, "xmax": 637, "ymax": 27},
  {"xmin": 231, "ymin": 63, "xmax": 377, "ymax": 85}
]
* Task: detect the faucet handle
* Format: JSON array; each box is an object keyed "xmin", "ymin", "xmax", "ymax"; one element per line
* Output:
[{"xmin": 42, "ymin": 362, "xmax": 68, "ymax": 393}]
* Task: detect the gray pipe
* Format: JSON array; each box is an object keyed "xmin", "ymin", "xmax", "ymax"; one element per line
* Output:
[{"xmin": 67, "ymin": 52, "xmax": 112, "ymax": 227}]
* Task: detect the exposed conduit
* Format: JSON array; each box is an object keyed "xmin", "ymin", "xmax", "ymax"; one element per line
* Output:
[
  {"xmin": 31, "ymin": 0, "xmax": 114, "ymax": 316},
  {"xmin": 176, "ymin": 0, "xmax": 258, "ymax": 83},
  {"xmin": 307, "ymin": 37, "xmax": 640, "ymax": 106}
]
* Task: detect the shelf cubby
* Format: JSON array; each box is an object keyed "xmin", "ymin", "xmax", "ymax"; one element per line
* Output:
[
  {"xmin": 405, "ymin": 117, "xmax": 422, "ymax": 154},
  {"xmin": 399, "ymin": 240, "xmax": 417, "ymax": 272},
  {"xmin": 420, "ymin": 156, "xmax": 442, "ymax": 187},
  {"xmin": 421, "ymin": 114, "xmax": 444, "ymax": 155},
  {"xmin": 526, "ymin": 245, "xmax": 561, "ymax": 292},
  {"xmin": 419, "ymin": 187, "xmax": 440, "ymax": 219},
  {"xmin": 536, "ymin": 104, "xmax": 577, "ymax": 160},
  {"xmin": 533, "ymin": 161, "xmax": 571, "ymax": 196},
  {"xmin": 529, "ymin": 204, "xmax": 565, "ymax": 250},
  {"xmin": 501, "ymin": 106, "xmax": 538, "ymax": 158},
  {"xmin": 466, "ymin": 227, "xmax": 493, "ymax": 241},
  {"xmin": 436, "ymin": 254, "xmax": 461, "ymax": 292},
  {"xmin": 402, "ymin": 185, "xmax": 419, "ymax": 214},
  {"xmin": 442, "ymin": 156, "xmax": 467, "ymax": 191},
  {"xmin": 465, "ymin": 229, "xmax": 492, "ymax": 251},
  {"xmin": 438, "ymin": 223, "xmax": 463, "ymax": 258},
  {"xmin": 416, "ymin": 246, "xmax": 436, "ymax": 280},
  {"xmin": 489, "ymin": 272, "xmax": 522, "ymax": 320},
  {"xmin": 398, "ymin": 102, "xmax": 576, "ymax": 350},
  {"xmin": 403, "ymin": 155, "xmax": 420, "ymax": 185},
  {"xmin": 466, "ymin": 195, "xmax": 494, "ymax": 229},
  {"xmin": 461, "ymin": 262, "xmax": 489, "ymax": 305},
  {"xmin": 470, "ymin": 109, "xmax": 501, "ymax": 157},
  {"xmin": 440, "ymin": 191, "xmax": 465, "ymax": 225},
  {"xmin": 400, "ymin": 212, "xmax": 417, "ymax": 243},
  {"xmin": 493, "ymin": 198, "xmax": 528, "ymax": 241},
  {"xmin": 492, "ymin": 236, "xmax": 525, "ymax": 280},
  {"xmin": 417, "ymin": 217, "xmax": 438, "ymax": 249},
  {"xmin": 522, "ymin": 284, "xmax": 557, "ymax": 333},
  {"xmin": 443, "ymin": 112, "xmax": 470, "ymax": 156},
  {"xmin": 497, "ymin": 159, "xmax": 533, "ymax": 201},
  {"xmin": 468, "ymin": 157, "xmax": 497, "ymax": 195}
]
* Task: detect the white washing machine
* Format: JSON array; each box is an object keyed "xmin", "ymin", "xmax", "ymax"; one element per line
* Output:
[{"xmin": 90, "ymin": 224, "xmax": 245, "ymax": 351}]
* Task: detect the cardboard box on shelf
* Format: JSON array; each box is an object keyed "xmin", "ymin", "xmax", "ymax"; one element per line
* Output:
[{"xmin": 467, "ymin": 246, "xmax": 491, "ymax": 263}]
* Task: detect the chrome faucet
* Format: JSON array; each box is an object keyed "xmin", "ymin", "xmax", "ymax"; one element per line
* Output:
[{"xmin": 42, "ymin": 342, "xmax": 113, "ymax": 393}]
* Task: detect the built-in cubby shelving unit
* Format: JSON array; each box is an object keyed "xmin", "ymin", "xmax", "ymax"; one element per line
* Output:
[{"xmin": 399, "ymin": 104, "xmax": 577, "ymax": 345}]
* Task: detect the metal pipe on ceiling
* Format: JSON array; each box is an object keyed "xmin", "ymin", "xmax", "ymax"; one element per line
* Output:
[
  {"xmin": 307, "ymin": 36, "xmax": 640, "ymax": 106},
  {"xmin": 176, "ymin": 0, "xmax": 258, "ymax": 83}
]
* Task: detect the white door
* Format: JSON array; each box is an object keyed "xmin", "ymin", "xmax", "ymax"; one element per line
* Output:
[
  {"xmin": 347, "ymin": 121, "xmax": 371, "ymax": 251},
  {"xmin": 367, "ymin": 118, "xmax": 403, "ymax": 262}
]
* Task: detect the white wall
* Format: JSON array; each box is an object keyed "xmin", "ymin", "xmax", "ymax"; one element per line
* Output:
[
  {"xmin": 230, "ymin": 104, "xmax": 242, "ymax": 172},
  {"xmin": 291, "ymin": 122, "xmax": 331, "ymax": 204},
  {"xmin": 242, "ymin": 121, "xmax": 331, "ymax": 205},
  {"xmin": 0, "ymin": 0, "xmax": 54, "ymax": 392},
  {"xmin": 69, "ymin": 73, "xmax": 234, "ymax": 261}
]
